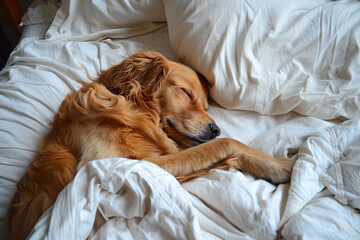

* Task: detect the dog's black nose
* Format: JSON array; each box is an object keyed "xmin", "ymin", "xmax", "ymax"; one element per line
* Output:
[{"xmin": 209, "ymin": 123, "xmax": 221, "ymax": 137}]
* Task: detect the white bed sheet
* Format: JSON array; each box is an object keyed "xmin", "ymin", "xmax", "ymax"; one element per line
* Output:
[{"xmin": 1, "ymin": 0, "xmax": 360, "ymax": 239}]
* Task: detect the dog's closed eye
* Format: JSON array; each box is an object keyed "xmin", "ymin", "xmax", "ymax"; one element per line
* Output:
[{"xmin": 181, "ymin": 88, "xmax": 193, "ymax": 100}]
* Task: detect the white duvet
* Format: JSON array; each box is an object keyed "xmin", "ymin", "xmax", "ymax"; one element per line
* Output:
[
  {"xmin": 1, "ymin": 0, "xmax": 360, "ymax": 239},
  {"xmin": 27, "ymin": 119, "xmax": 360, "ymax": 240}
]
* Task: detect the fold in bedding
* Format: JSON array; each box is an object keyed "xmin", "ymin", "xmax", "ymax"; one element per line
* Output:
[
  {"xmin": 28, "ymin": 159, "xmax": 200, "ymax": 239},
  {"xmin": 281, "ymin": 119, "xmax": 360, "ymax": 239}
]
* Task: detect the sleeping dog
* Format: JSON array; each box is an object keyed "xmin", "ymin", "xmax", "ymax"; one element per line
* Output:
[{"xmin": 7, "ymin": 51, "xmax": 294, "ymax": 240}]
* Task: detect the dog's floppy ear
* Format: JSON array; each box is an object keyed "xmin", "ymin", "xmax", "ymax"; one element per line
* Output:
[{"xmin": 97, "ymin": 51, "xmax": 169, "ymax": 103}]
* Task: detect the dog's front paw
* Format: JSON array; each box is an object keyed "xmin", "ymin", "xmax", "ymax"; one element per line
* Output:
[
  {"xmin": 222, "ymin": 154, "xmax": 295, "ymax": 184},
  {"xmin": 263, "ymin": 158, "xmax": 294, "ymax": 184}
]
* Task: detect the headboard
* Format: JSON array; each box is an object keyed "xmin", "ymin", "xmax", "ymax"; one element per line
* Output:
[{"xmin": 0, "ymin": 0, "xmax": 23, "ymax": 39}]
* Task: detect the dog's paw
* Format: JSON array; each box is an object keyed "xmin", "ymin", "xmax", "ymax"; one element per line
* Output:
[
  {"xmin": 263, "ymin": 158, "xmax": 294, "ymax": 184},
  {"xmin": 221, "ymin": 154, "xmax": 295, "ymax": 185}
]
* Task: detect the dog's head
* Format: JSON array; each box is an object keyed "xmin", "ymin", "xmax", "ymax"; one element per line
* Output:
[{"xmin": 98, "ymin": 51, "xmax": 221, "ymax": 148}]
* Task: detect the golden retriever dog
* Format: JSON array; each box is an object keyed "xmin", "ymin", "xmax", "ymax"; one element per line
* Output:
[{"xmin": 6, "ymin": 51, "xmax": 294, "ymax": 240}]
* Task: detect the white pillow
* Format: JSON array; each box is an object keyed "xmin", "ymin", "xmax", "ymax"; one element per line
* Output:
[
  {"xmin": 46, "ymin": 0, "xmax": 166, "ymax": 41},
  {"xmin": 164, "ymin": 0, "xmax": 360, "ymax": 119}
]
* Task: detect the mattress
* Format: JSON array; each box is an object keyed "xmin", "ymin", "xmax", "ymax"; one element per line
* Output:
[{"xmin": 1, "ymin": 0, "xmax": 360, "ymax": 239}]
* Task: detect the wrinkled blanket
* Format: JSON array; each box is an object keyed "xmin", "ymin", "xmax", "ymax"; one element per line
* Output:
[{"xmin": 27, "ymin": 120, "xmax": 360, "ymax": 240}]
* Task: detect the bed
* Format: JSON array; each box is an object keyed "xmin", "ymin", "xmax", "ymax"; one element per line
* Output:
[{"xmin": 1, "ymin": 0, "xmax": 360, "ymax": 239}]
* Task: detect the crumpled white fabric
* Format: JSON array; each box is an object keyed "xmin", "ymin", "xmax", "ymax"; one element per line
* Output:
[
  {"xmin": 280, "ymin": 119, "xmax": 360, "ymax": 239},
  {"xmin": 164, "ymin": 0, "xmax": 360, "ymax": 119},
  {"xmin": 45, "ymin": 0, "xmax": 167, "ymax": 41},
  {"xmin": 320, "ymin": 120, "xmax": 360, "ymax": 209},
  {"xmin": 28, "ymin": 158, "xmax": 201, "ymax": 240}
]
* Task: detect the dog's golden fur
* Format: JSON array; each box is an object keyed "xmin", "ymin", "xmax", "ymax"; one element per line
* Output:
[{"xmin": 6, "ymin": 51, "xmax": 294, "ymax": 240}]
